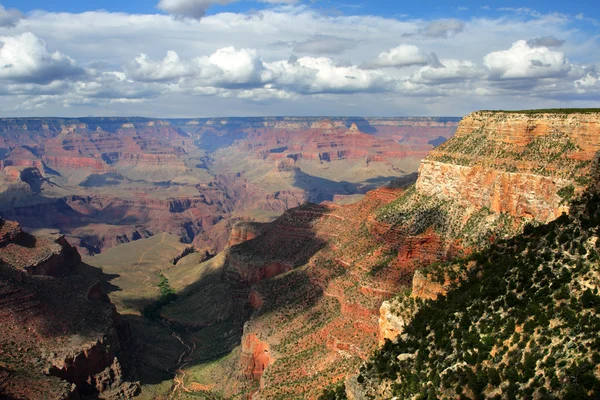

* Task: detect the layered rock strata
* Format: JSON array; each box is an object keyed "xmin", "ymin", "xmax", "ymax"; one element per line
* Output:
[
  {"xmin": 0, "ymin": 218, "xmax": 139, "ymax": 399},
  {"xmin": 180, "ymin": 110, "xmax": 600, "ymax": 399},
  {"xmin": 378, "ymin": 110, "xmax": 600, "ymax": 346}
]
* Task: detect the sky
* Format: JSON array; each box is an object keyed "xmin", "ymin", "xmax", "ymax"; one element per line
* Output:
[{"xmin": 0, "ymin": 0, "xmax": 598, "ymax": 117}]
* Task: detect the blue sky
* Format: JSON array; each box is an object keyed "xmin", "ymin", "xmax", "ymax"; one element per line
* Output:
[
  {"xmin": 5, "ymin": 0, "xmax": 599, "ymax": 21},
  {"xmin": 0, "ymin": 0, "xmax": 598, "ymax": 117}
]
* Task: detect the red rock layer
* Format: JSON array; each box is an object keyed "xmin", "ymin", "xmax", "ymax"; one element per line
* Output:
[
  {"xmin": 455, "ymin": 111, "xmax": 600, "ymax": 152},
  {"xmin": 240, "ymin": 333, "xmax": 273, "ymax": 381},
  {"xmin": 234, "ymin": 122, "xmax": 421, "ymax": 164},
  {"xmin": 205, "ymin": 112, "xmax": 600, "ymax": 398}
]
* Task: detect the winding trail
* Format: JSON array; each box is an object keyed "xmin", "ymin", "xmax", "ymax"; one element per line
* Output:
[
  {"xmin": 133, "ymin": 232, "xmax": 196, "ymax": 398},
  {"xmin": 133, "ymin": 232, "xmax": 166, "ymax": 271},
  {"xmin": 163, "ymin": 321, "xmax": 197, "ymax": 399}
]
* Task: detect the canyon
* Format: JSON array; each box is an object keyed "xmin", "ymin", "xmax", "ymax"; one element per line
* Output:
[
  {"xmin": 2, "ymin": 109, "xmax": 600, "ymax": 399},
  {"xmin": 0, "ymin": 117, "xmax": 458, "ymax": 256},
  {"xmin": 351, "ymin": 113, "xmax": 600, "ymax": 398},
  {"xmin": 77, "ymin": 109, "xmax": 600, "ymax": 399}
]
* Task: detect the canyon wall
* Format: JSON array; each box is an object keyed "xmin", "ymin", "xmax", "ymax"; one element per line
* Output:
[
  {"xmin": 378, "ymin": 110, "xmax": 600, "ymax": 346},
  {"xmin": 0, "ymin": 218, "xmax": 139, "ymax": 399},
  {"xmin": 170, "ymin": 110, "xmax": 600, "ymax": 399},
  {"xmin": 0, "ymin": 116, "xmax": 457, "ymax": 255},
  {"xmin": 417, "ymin": 111, "xmax": 600, "ymax": 223}
]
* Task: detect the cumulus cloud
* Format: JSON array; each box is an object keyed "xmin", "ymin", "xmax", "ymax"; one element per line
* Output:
[
  {"xmin": 421, "ymin": 19, "xmax": 465, "ymax": 38},
  {"xmin": 197, "ymin": 46, "xmax": 266, "ymax": 87},
  {"xmin": 363, "ymin": 44, "xmax": 436, "ymax": 69},
  {"xmin": 0, "ymin": 5, "xmax": 23, "ymax": 28},
  {"xmin": 266, "ymin": 56, "xmax": 393, "ymax": 94},
  {"xmin": 0, "ymin": 32, "xmax": 85, "ymax": 84},
  {"xmin": 484, "ymin": 40, "xmax": 571, "ymax": 80},
  {"xmin": 126, "ymin": 47, "xmax": 266, "ymax": 88},
  {"xmin": 157, "ymin": 0, "xmax": 238, "ymax": 20},
  {"xmin": 526, "ymin": 35, "xmax": 565, "ymax": 48},
  {"xmin": 125, "ymin": 51, "xmax": 194, "ymax": 82},
  {"xmin": 0, "ymin": 6, "xmax": 598, "ymax": 116},
  {"xmin": 173, "ymin": 47, "xmax": 393, "ymax": 94}
]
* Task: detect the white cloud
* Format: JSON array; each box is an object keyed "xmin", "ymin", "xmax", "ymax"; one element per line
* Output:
[
  {"xmin": 126, "ymin": 47, "xmax": 266, "ymax": 88},
  {"xmin": 484, "ymin": 40, "xmax": 571, "ymax": 80},
  {"xmin": 126, "ymin": 51, "xmax": 194, "ymax": 82},
  {"xmin": 363, "ymin": 44, "xmax": 435, "ymax": 69},
  {"xmin": 266, "ymin": 56, "xmax": 393, "ymax": 94},
  {"xmin": 176, "ymin": 47, "xmax": 394, "ymax": 94},
  {"xmin": 75, "ymin": 71, "xmax": 163, "ymax": 100},
  {"xmin": 196, "ymin": 46, "xmax": 266, "ymax": 87},
  {"xmin": 157, "ymin": 0, "xmax": 238, "ymax": 20},
  {"xmin": 575, "ymin": 71, "xmax": 598, "ymax": 89},
  {"xmin": 0, "ymin": 32, "xmax": 85, "ymax": 84},
  {"xmin": 0, "ymin": 6, "xmax": 597, "ymax": 116},
  {"xmin": 0, "ymin": 5, "xmax": 23, "ymax": 28}
]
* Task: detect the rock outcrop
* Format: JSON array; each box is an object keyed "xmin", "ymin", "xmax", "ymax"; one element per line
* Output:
[
  {"xmin": 0, "ymin": 218, "xmax": 139, "ymax": 399},
  {"xmin": 176, "ymin": 110, "xmax": 600, "ymax": 399},
  {"xmin": 227, "ymin": 221, "xmax": 269, "ymax": 247},
  {"xmin": 0, "ymin": 221, "xmax": 81, "ymax": 277},
  {"xmin": 240, "ymin": 333, "xmax": 272, "ymax": 381},
  {"xmin": 410, "ymin": 269, "xmax": 448, "ymax": 300},
  {"xmin": 376, "ymin": 110, "xmax": 600, "ymax": 347}
]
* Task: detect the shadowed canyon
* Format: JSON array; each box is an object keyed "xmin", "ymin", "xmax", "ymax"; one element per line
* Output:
[{"xmin": 2, "ymin": 110, "xmax": 600, "ymax": 399}]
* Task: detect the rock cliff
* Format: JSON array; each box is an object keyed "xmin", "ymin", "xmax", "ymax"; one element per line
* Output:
[
  {"xmin": 353, "ymin": 147, "xmax": 600, "ymax": 398},
  {"xmin": 418, "ymin": 111, "xmax": 600, "ymax": 223},
  {"xmin": 377, "ymin": 110, "xmax": 600, "ymax": 345},
  {"xmin": 169, "ymin": 110, "xmax": 600, "ymax": 399},
  {"xmin": 0, "ymin": 218, "xmax": 139, "ymax": 399}
]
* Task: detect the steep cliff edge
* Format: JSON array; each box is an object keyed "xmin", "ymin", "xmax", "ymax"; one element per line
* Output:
[
  {"xmin": 418, "ymin": 111, "xmax": 599, "ymax": 223},
  {"xmin": 0, "ymin": 219, "xmax": 139, "ymax": 399},
  {"xmin": 353, "ymin": 154, "xmax": 600, "ymax": 399},
  {"xmin": 377, "ymin": 110, "xmax": 600, "ymax": 345},
  {"xmin": 167, "ymin": 110, "xmax": 600, "ymax": 399}
]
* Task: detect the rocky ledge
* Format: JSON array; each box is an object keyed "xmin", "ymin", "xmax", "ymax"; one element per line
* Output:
[{"xmin": 0, "ymin": 218, "xmax": 139, "ymax": 399}]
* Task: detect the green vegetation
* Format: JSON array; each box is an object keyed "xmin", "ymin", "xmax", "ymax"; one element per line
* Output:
[
  {"xmin": 171, "ymin": 246, "xmax": 196, "ymax": 265},
  {"xmin": 558, "ymin": 184, "xmax": 575, "ymax": 205},
  {"xmin": 376, "ymin": 187, "xmax": 523, "ymax": 249},
  {"xmin": 353, "ymin": 188, "xmax": 600, "ymax": 399},
  {"xmin": 82, "ymin": 233, "xmax": 190, "ymax": 313},
  {"xmin": 319, "ymin": 383, "xmax": 348, "ymax": 400},
  {"xmin": 142, "ymin": 272, "xmax": 177, "ymax": 319},
  {"xmin": 368, "ymin": 251, "xmax": 397, "ymax": 276}
]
